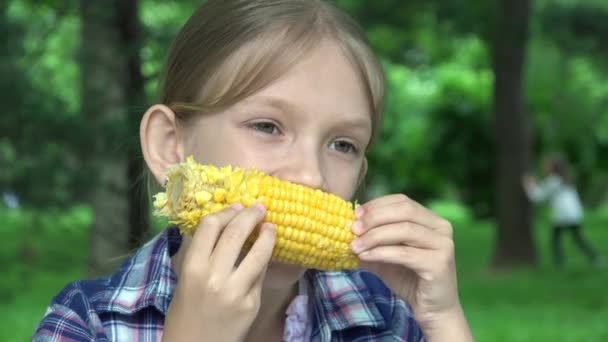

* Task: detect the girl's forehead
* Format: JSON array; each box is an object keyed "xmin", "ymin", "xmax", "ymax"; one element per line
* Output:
[{"xmin": 248, "ymin": 41, "xmax": 372, "ymax": 117}]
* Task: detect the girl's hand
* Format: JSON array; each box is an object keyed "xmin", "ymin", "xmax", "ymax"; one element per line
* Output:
[
  {"xmin": 522, "ymin": 173, "xmax": 536, "ymax": 192},
  {"xmin": 350, "ymin": 194, "xmax": 473, "ymax": 341},
  {"xmin": 162, "ymin": 203, "xmax": 276, "ymax": 342}
]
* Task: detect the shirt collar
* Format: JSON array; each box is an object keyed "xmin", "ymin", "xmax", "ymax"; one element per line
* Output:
[
  {"xmin": 95, "ymin": 227, "xmax": 180, "ymax": 315},
  {"xmin": 306, "ymin": 269, "xmax": 387, "ymax": 334}
]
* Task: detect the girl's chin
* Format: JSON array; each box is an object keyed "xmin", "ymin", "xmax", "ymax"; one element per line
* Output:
[
  {"xmin": 268, "ymin": 261, "xmax": 306, "ymax": 271},
  {"xmin": 268, "ymin": 261, "xmax": 306, "ymax": 274},
  {"xmin": 264, "ymin": 261, "xmax": 307, "ymax": 286}
]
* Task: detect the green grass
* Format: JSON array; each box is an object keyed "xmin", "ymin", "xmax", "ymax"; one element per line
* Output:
[
  {"xmin": 445, "ymin": 203, "xmax": 608, "ymax": 342},
  {"xmin": 1, "ymin": 202, "xmax": 607, "ymax": 341},
  {"xmin": 455, "ymin": 221, "xmax": 608, "ymax": 341}
]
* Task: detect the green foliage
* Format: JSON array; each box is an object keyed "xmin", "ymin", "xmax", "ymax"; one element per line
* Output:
[
  {"xmin": 539, "ymin": 0, "xmax": 608, "ymax": 57},
  {"xmin": 366, "ymin": 36, "xmax": 496, "ymax": 216},
  {"xmin": 358, "ymin": 0, "xmax": 608, "ymax": 215},
  {"xmin": 526, "ymin": 36, "xmax": 608, "ymax": 205},
  {"xmin": 8, "ymin": 1, "xmax": 80, "ymax": 113},
  {"xmin": 3, "ymin": 0, "xmax": 607, "ymax": 213},
  {"xmin": 428, "ymin": 199, "xmax": 473, "ymax": 223},
  {"xmin": 1, "ymin": 1, "xmax": 94, "ymax": 207},
  {"xmin": 140, "ymin": 1, "xmax": 195, "ymax": 99}
]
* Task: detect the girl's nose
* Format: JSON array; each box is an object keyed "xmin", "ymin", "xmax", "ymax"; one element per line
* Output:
[{"xmin": 273, "ymin": 151, "xmax": 325, "ymax": 191}]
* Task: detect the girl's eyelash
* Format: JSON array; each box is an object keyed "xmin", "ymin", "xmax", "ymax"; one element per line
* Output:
[
  {"xmin": 247, "ymin": 120, "xmax": 360, "ymax": 155},
  {"xmin": 247, "ymin": 120, "xmax": 281, "ymax": 135},
  {"xmin": 329, "ymin": 140, "xmax": 360, "ymax": 155}
]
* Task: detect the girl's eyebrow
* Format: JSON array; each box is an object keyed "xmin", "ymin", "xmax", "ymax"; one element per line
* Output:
[
  {"xmin": 337, "ymin": 117, "xmax": 372, "ymax": 131},
  {"xmin": 244, "ymin": 95, "xmax": 298, "ymax": 114},
  {"xmin": 245, "ymin": 95, "xmax": 372, "ymax": 131}
]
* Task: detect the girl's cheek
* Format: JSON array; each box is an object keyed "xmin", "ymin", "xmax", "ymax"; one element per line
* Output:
[
  {"xmin": 325, "ymin": 164, "xmax": 361, "ymax": 200},
  {"xmin": 226, "ymin": 139, "xmax": 288, "ymax": 169}
]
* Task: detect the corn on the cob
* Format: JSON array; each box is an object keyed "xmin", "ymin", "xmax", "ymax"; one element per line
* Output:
[{"xmin": 153, "ymin": 156, "xmax": 360, "ymax": 270}]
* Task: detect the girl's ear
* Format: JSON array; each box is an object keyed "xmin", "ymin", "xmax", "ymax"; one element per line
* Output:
[{"xmin": 140, "ymin": 104, "xmax": 185, "ymax": 186}]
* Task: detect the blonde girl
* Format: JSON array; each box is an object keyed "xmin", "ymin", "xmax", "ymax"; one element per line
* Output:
[{"xmin": 34, "ymin": 1, "xmax": 473, "ymax": 341}]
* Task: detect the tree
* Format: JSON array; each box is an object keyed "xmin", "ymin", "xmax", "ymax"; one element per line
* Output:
[
  {"xmin": 81, "ymin": 0, "xmax": 146, "ymax": 277},
  {"xmin": 116, "ymin": 0, "xmax": 150, "ymax": 250},
  {"xmin": 491, "ymin": 0, "xmax": 537, "ymax": 269}
]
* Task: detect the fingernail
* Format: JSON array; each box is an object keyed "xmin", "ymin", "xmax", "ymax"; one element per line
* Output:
[
  {"xmin": 263, "ymin": 222, "xmax": 275, "ymax": 234},
  {"xmin": 351, "ymin": 239, "xmax": 364, "ymax": 253},
  {"xmin": 263, "ymin": 224, "xmax": 276, "ymax": 242},
  {"xmin": 352, "ymin": 220, "xmax": 363, "ymax": 234},
  {"xmin": 253, "ymin": 202, "xmax": 266, "ymax": 213},
  {"xmin": 230, "ymin": 203, "xmax": 244, "ymax": 210},
  {"xmin": 355, "ymin": 206, "xmax": 364, "ymax": 218}
]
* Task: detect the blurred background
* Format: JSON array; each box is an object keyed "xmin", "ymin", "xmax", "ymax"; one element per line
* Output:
[{"xmin": 1, "ymin": 0, "xmax": 607, "ymax": 340}]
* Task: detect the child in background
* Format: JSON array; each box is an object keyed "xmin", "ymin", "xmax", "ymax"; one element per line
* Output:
[
  {"xmin": 523, "ymin": 154, "xmax": 603, "ymax": 269},
  {"xmin": 33, "ymin": 1, "xmax": 473, "ymax": 341}
]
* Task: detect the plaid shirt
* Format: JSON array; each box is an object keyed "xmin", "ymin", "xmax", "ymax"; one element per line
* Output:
[{"xmin": 33, "ymin": 226, "xmax": 425, "ymax": 341}]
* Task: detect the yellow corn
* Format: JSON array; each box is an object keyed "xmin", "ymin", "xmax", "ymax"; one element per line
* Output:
[{"xmin": 153, "ymin": 156, "xmax": 360, "ymax": 270}]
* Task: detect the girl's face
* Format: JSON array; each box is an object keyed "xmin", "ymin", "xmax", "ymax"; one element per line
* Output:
[
  {"xmin": 181, "ymin": 39, "xmax": 372, "ymax": 286},
  {"xmin": 183, "ymin": 39, "xmax": 372, "ymax": 202}
]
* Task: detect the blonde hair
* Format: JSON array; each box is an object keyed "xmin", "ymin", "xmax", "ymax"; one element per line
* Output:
[{"xmin": 160, "ymin": 0, "xmax": 385, "ymax": 145}]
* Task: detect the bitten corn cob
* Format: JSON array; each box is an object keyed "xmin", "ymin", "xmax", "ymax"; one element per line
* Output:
[{"xmin": 153, "ymin": 156, "xmax": 360, "ymax": 270}]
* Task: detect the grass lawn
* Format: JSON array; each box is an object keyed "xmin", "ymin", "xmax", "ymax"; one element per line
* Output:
[
  {"xmin": 1, "ymin": 202, "xmax": 607, "ymax": 341},
  {"xmin": 456, "ymin": 220, "xmax": 608, "ymax": 341}
]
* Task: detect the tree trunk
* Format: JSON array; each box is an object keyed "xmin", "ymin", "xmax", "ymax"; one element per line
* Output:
[
  {"xmin": 491, "ymin": 0, "xmax": 537, "ymax": 269},
  {"xmin": 116, "ymin": 0, "xmax": 150, "ymax": 250},
  {"xmin": 81, "ymin": 1, "xmax": 130, "ymax": 277}
]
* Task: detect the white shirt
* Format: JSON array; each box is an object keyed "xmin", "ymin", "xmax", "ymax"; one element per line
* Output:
[{"xmin": 526, "ymin": 175, "xmax": 583, "ymax": 225}]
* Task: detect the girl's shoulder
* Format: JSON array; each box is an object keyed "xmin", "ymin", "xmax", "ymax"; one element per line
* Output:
[
  {"xmin": 32, "ymin": 276, "xmax": 114, "ymax": 341},
  {"xmin": 33, "ymin": 228, "xmax": 178, "ymax": 340}
]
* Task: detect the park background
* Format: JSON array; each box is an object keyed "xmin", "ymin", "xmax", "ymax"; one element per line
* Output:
[{"xmin": 1, "ymin": 0, "xmax": 608, "ymax": 340}]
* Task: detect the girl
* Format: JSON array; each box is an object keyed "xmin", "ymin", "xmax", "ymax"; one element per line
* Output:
[
  {"xmin": 34, "ymin": 1, "xmax": 473, "ymax": 341},
  {"xmin": 523, "ymin": 154, "xmax": 602, "ymax": 269}
]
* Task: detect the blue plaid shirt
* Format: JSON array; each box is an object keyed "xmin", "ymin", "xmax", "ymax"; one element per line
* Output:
[{"xmin": 33, "ymin": 226, "xmax": 425, "ymax": 341}]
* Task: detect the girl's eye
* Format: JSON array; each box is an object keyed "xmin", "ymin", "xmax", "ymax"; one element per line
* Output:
[
  {"xmin": 329, "ymin": 140, "xmax": 359, "ymax": 155},
  {"xmin": 249, "ymin": 121, "xmax": 280, "ymax": 135}
]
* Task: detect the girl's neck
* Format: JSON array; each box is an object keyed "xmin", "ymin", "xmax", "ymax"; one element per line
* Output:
[{"xmin": 245, "ymin": 281, "xmax": 299, "ymax": 341}]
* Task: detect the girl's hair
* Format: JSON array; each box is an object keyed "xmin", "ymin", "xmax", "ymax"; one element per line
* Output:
[
  {"xmin": 545, "ymin": 154, "xmax": 572, "ymax": 184},
  {"xmin": 159, "ymin": 0, "xmax": 386, "ymax": 146}
]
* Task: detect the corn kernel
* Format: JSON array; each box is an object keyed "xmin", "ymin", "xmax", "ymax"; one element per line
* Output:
[{"xmin": 153, "ymin": 156, "xmax": 360, "ymax": 270}]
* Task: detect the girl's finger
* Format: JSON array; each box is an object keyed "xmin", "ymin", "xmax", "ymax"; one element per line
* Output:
[
  {"xmin": 355, "ymin": 200, "xmax": 452, "ymax": 238},
  {"xmin": 189, "ymin": 203, "xmax": 245, "ymax": 261},
  {"xmin": 233, "ymin": 222, "xmax": 276, "ymax": 290},
  {"xmin": 210, "ymin": 203, "xmax": 267, "ymax": 274},
  {"xmin": 356, "ymin": 194, "xmax": 411, "ymax": 217},
  {"xmin": 358, "ymin": 245, "xmax": 436, "ymax": 276},
  {"xmin": 350, "ymin": 221, "xmax": 446, "ymax": 254}
]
